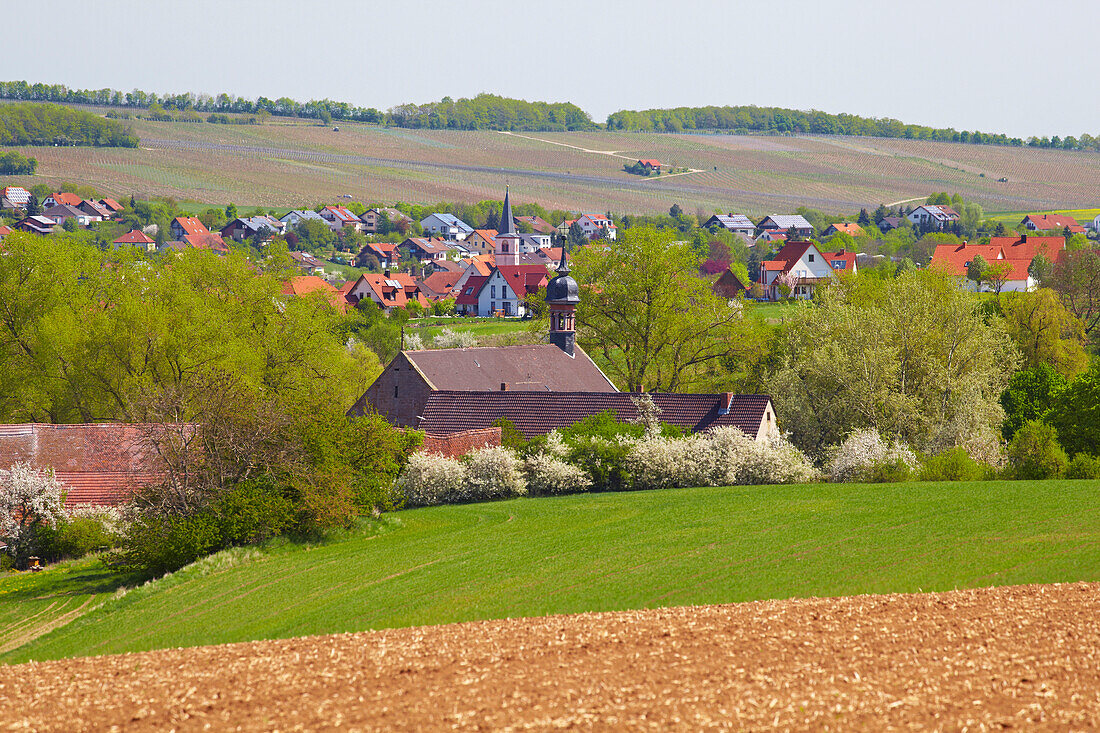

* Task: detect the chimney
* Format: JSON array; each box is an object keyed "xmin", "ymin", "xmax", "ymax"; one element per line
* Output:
[
  {"xmin": 500, "ymin": 382, "xmax": 508, "ymax": 391},
  {"xmin": 718, "ymin": 392, "xmax": 733, "ymax": 415},
  {"xmin": 384, "ymin": 269, "xmax": 391, "ymax": 278},
  {"xmin": 1022, "ymin": 234, "xmax": 1028, "ymax": 243}
]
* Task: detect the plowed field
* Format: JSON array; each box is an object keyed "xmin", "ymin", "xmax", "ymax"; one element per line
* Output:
[{"xmin": 2, "ymin": 582, "xmax": 1097, "ymax": 731}]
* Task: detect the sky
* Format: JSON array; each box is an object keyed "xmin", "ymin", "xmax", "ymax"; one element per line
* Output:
[{"xmin": 6, "ymin": 0, "xmax": 1098, "ymax": 139}]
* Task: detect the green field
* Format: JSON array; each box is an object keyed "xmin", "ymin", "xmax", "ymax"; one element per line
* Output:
[
  {"xmin": 3, "ymin": 479, "xmax": 1099, "ymax": 664},
  {"xmin": 3, "ymin": 113, "xmax": 1100, "ymax": 216},
  {"xmin": 408, "ymin": 316, "xmax": 537, "ymax": 345},
  {"xmin": 985, "ymin": 207, "xmax": 1100, "ymax": 227}
]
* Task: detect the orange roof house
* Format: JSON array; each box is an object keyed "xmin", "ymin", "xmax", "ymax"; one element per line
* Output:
[
  {"xmin": 1021, "ymin": 214, "xmax": 1084, "ymax": 234},
  {"xmin": 345, "ymin": 271, "xmax": 429, "ymax": 312},
  {"xmin": 280, "ymin": 275, "xmax": 346, "ymax": 312},
  {"xmin": 823, "ymin": 222, "xmax": 864, "ymax": 237},
  {"xmin": 113, "ymin": 229, "xmax": 156, "ymax": 251}
]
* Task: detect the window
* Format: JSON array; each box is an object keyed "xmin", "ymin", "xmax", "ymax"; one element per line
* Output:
[
  {"xmin": 808, "ymin": 254, "xmax": 815, "ymax": 262},
  {"xmin": 491, "ymin": 285, "xmax": 496, "ymax": 298},
  {"xmin": 393, "ymin": 385, "xmax": 398, "ymax": 398},
  {"xmin": 491, "ymin": 301, "xmax": 496, "ymax": 312}
]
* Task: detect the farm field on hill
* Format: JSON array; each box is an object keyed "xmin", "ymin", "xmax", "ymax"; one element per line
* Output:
[
  {"xmin": 4, "ymin": 478, "xmax": 1099, "ymax": 665},
  {"xmin": 4, "ymin": 114, "xmax": 1100, "ymax": 215},
  {"xmin": 3, "ymin": 582, "xmax": 1098, "ymax": 731}
]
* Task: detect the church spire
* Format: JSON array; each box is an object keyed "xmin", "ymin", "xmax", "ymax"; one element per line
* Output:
[
  {"xmin": 556, "ymin": 243, "xmax": 570, "ymax": 274},
  {"xmin": 499, "ymin": 185, "xmax": 515, "ymax": 236}
]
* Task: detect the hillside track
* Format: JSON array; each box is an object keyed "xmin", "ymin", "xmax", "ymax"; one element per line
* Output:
[{"xmin": 2, "ymin": 582, "xmax": 1098, "ymax": 731}]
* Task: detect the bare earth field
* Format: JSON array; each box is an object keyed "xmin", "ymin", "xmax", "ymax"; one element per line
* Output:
[
  {"xmin": 5, "ymin": 114, "xmax": 1100, "ymax": 215},
  {"xmin": 2, "ymin": 582, "xmax": 1097, "ymax": 731}
]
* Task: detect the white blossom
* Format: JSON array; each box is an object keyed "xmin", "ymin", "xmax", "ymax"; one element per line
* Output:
[{"xmin": 0, "ymin": 462, "xmax": 67, "ymax": 547}]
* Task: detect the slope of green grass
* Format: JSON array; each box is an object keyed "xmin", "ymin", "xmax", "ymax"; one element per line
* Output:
[{"xmin": 3, "ymin": 479, "xmax": 1099, "ymax": 664}]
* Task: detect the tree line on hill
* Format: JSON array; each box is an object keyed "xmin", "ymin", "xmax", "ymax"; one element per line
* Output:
[
  {"xmin": 0, "ymin": 81, "xmax": 596, "ymax": 132},
  {"xmin": 605, "ymin": 105, "xmax": 1100, "ymax": 151},
  {"xmin": 0, "ymin": 102, "xmax": 137, "ymax": 147},
  {"xmin": 5, "ymin": 79, "xmax": 1096, "ymax": 147}
]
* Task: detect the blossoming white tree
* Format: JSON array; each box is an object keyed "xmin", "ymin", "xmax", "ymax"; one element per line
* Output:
[{"xmin": 0, "ymin": 462, "xmax": 67, "ymax": 565}]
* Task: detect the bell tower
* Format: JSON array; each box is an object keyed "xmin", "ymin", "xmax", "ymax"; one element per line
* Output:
[
  {"xmin": 544, "ymin": 247, "xmax": 579, "ymax": 357},
  {"xmin": 493, "ymin": 186, "xmax": 520, "ymax": 266}
]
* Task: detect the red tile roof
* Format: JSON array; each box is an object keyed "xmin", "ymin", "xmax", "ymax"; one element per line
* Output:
[
  {"xmin": 456, "ymin": 275, "xmax": 489, "ymax": 306},
  {"xmin": 182, "ymin": 232, "xmax": 229, "ymax": 253},
  {"xmin": 419, "ymin": 391, "xmax": 773, "ymax": 439},
  {"xmin": 421, "ymin": 271, "xmax": 463, "ymax": 299},
  {"xmin": 100, "ymin": 198, "xmax": 124, "ymax": 212},
  {"xmin": 173, "ymin": 216, "xmax": 209, "ymax": 237},
  {"xmin": 114, "ymin": 229, "xmax": 155, "ymax": 244},
  {"xmin": 821, "ymin": 250, "xmax": 857, "ymax": 272},
  {"xmin": 826, "ymin": 222, "xmax": 863, "ymax": 236},
  {"xmin": 281, "ymin": 275, "xmax": 346, "ymax": 312},
  {"xmin": 353, "ymin": 272, "xmax": 428, "ymax": 309},
  {"xmin": 49, "ymin": 192, "xmax": 83, "ymax": 207},
  {"xmin": 1022, "ymin": 214, "xmax": 1082, "ymax": 233},
  {"xmin": 638, "ymin": 159, "xmax": 663, "ymax": 167},
  {"xmin": 0, "ymin": 423, "xmax": 168, "ymax": 508},
  {"xmin": 496, "ymin": 264, "xmax": 550, "ymax": 296},
  {"xmin": 989, "ymin": 235, "xmax": 1065, "ymax": 263}
]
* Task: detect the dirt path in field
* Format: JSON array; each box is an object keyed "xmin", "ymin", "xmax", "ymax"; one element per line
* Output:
[
  {"xmin": 498, "ymin": 131, "xmax": 707, "ymax": 177},
  {"xmin": 0, "ymin": 597, "xmax": 97, "ymax": 655},
  {"xmin": 2, "ymin": 582, "xmax": 1098, "ymax": 731}
]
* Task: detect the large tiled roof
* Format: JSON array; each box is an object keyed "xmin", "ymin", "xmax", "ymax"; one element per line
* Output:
[
  {"xmin": 114, "ymin": 229, "xmax": 154, "ymax": 244},
  {"xmin": 48, "ymin": 192, "xmax": 83, "ymax": 207},
  {"xmin": 0, "ymin": 423, "xmax": 167, "ymax": 507},
  {"xmin": 1, "ymin": 187, "xmax": 31, "ymax": 206},
  {"xmin": 404, "ymin": 345, "xmax": 617, "ymax": 393},
  {"xmin": 419, "ymin": 392, "xmax": 773, "ymax": 439}
]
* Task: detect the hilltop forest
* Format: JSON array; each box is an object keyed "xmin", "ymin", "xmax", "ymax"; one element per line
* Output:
[
  {"xmin": 2, "ymin": 80, "xmax": 1096, "ymax": 147},
  {"xmin": 0, "ymin": 103, "xmax": 137, "ymax": 147}
]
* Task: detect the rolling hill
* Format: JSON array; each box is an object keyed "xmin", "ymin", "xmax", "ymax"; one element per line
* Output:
[
  {"xmin": 3, "ymin": 112, "xmax": 1100, "ymax": 216},
  {"xmin": 4, "ymin": 478, "xmax": 1100, "ymax": 664}
]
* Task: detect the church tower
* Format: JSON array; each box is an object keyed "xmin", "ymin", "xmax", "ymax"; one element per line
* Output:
[
  {"xmin": 544, "ymin": 246, "xmax": 579, "ymax": 357},
  {"xmin": 493, "ymin": 186, "xmax": 520, "ymax": 266}
]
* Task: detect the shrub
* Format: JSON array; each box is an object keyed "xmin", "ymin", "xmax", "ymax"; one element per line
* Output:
[
  {"xmin": 402, "ymin": 333, "xmax": 424, "ymax": 350},
  {"xmin": 862, "ymin": 457, "xmax": 912, "ymax": 483},
  {"xmin": 1067, "ymin": 454, "xmax": 1100, "ymax": 480},
  {"xmin": 432, "ymin": 327, "xmax": 477, "ymax": 349},
  {"xmin": 465, "ymin": 446, "xmax": 526, "ymax": 501},
  {"xmin": 40, "ymin": 505, "xmax": 124, "ymax": 561},
  {"xmin": 1007, "ymin": 420, "xmax": 1067, "ymax": 480},
  {"xmin": 293, "ymin": 469, "xmax": 359, "ymax": 533},
  {"xmin": 624, "ymin": 428, "xmax": 818, "ymax": 490},
  {"xmin": 0, "ymin": 463, "xmax": 67, "ymax": 567},
  {"xmin": 566, "ymin": 435, "xmax": 635, "ymax": 491},
  {"xmin": 112, "ymin": 512, "xmax": 224, "ymax": 576},
  {"xmin": 919, "ymin": 447, "xmax": 987, "ymax": 482},
  {"xmin": 493, "ymin": 418, "xmax": 527, "ymax": 450},
  {"xmin": 399, "ymin": 452, "xmax": 469, "ymax": 506},
  {"xmin": 523, "ymin": 452, "xmax": 591, "ymax": 496},
  {"xmin": 825, "ymin": 429, "xmax": 918, "ymax": 483},
  {"xmin": 217, "ymin": 480, "xmax": 295, "ymax": 545}
]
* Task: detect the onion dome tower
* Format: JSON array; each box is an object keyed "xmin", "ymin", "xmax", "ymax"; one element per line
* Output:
[
  {"xmin": 545, "ymin": 246, "xmax": 579, "ymax": 357},
  {"xmin": 493, "ymin": 186, "xmax": 520, "ymax": 266}
]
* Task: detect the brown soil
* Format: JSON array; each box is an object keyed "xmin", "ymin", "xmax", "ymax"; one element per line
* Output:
[{"xmin": 2, "ymin": 582, "xmax": 1099, "ymax": 731}]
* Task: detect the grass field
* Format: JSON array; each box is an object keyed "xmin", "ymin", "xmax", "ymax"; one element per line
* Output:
[
  {"xmin": 408, "ymin": 316, "xmax": 535, "ymax": 345},
  {"xmin": 3, "ymin": 112, "xmax": 1100, "ymax": 216},
  {"xmin": 3, "ymin": 478, "xmax": 1099, "ymax": 664}
]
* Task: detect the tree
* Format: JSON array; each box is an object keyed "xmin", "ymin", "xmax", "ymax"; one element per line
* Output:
[
  {"xmin": 873, "ymin": 204, "xmax": 888, "ymax": 224},
  {"xmin": 0, "ymin": 462, "xmax": 66, "ymax": 568},
  {"xmin": 857, "ymin": 208, "xmax": 870, "ymax": 226},
  {"xmin": 669, "ymin": 204, "xmax": 683, "ymax": 218},
  {"xmin": 61, "ymin": 217, "xmax": 78, "ymax": 232},
  {"xmin": 999, "ymin": 364, "xmax": 1067, "ymax": 440},
  {"xmin": 769, "ymin": 270, "xmax": 1019, "ymax": 455},
  {"xmin": 570, "ymin": 227, "xmax": 748, "ymax": 392},
  {"xmin": 966, "ymin": 254, "xmax": 990, "ymax": 289},
  {"xmin": 1028, "ymin": 253, "xmax": 1054, "ymax": 285},
  {"xmin": 1007, "ymin": 420, "xmax": 1067, "ymax": 479},
  {"xmin": 985, "ymin": 261, "xmax": 1013, "ymax": 294},
  {"xmin": 567, "ymin": 221, "xmax": 587, "ymax": 250},
  {"xmin": 225, "ymin": 203, "xmax": 238, "ymax": 221},
  {"xmin": 1046, "ymin": 364, "xmax": 1100, "ymax": 457},
  {"xmin": 998, "ymin": 290, "xmax": 1087, "ymax": 378},
  {"xmin": 25, "ymin": 195, "xmax": 39, "ymax": 216},
  {"xmin": 1049, "ymin": 249, "xmax": 1100, "ymax": 341}
]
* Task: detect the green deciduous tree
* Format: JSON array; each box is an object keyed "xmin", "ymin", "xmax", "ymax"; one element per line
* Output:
[
  {"xmin": 998, "ymin": 289, "xmax": 1087, "ymax": 378},
  {"xmin": 570, "ymin": 227, "xmax": 748, "ymax": 392},
  {"xmin": 999, "ymin": 364, "xmax": 1067, "ymax": 441},
  {"xmin": 769, "ymin": 271, "xmax": 1018, "ymax": 455},
  {"xmin": 1045, "ymin": 364, "xmax": 1100, "ymax": 457}
]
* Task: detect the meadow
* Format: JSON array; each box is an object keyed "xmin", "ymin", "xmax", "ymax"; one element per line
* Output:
[
  {"xmin": 4, "ymin": 478, "xmax": 1099, "ymax": 664},
  {"xmin": 3, "ymin": 112, "xmax": 1100, "ymax": 216}
]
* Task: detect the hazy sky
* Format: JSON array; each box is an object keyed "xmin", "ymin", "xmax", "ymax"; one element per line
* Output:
[{"xmin": 7, "ymin": 0, "xmax": 1098, "ymax": 138}]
